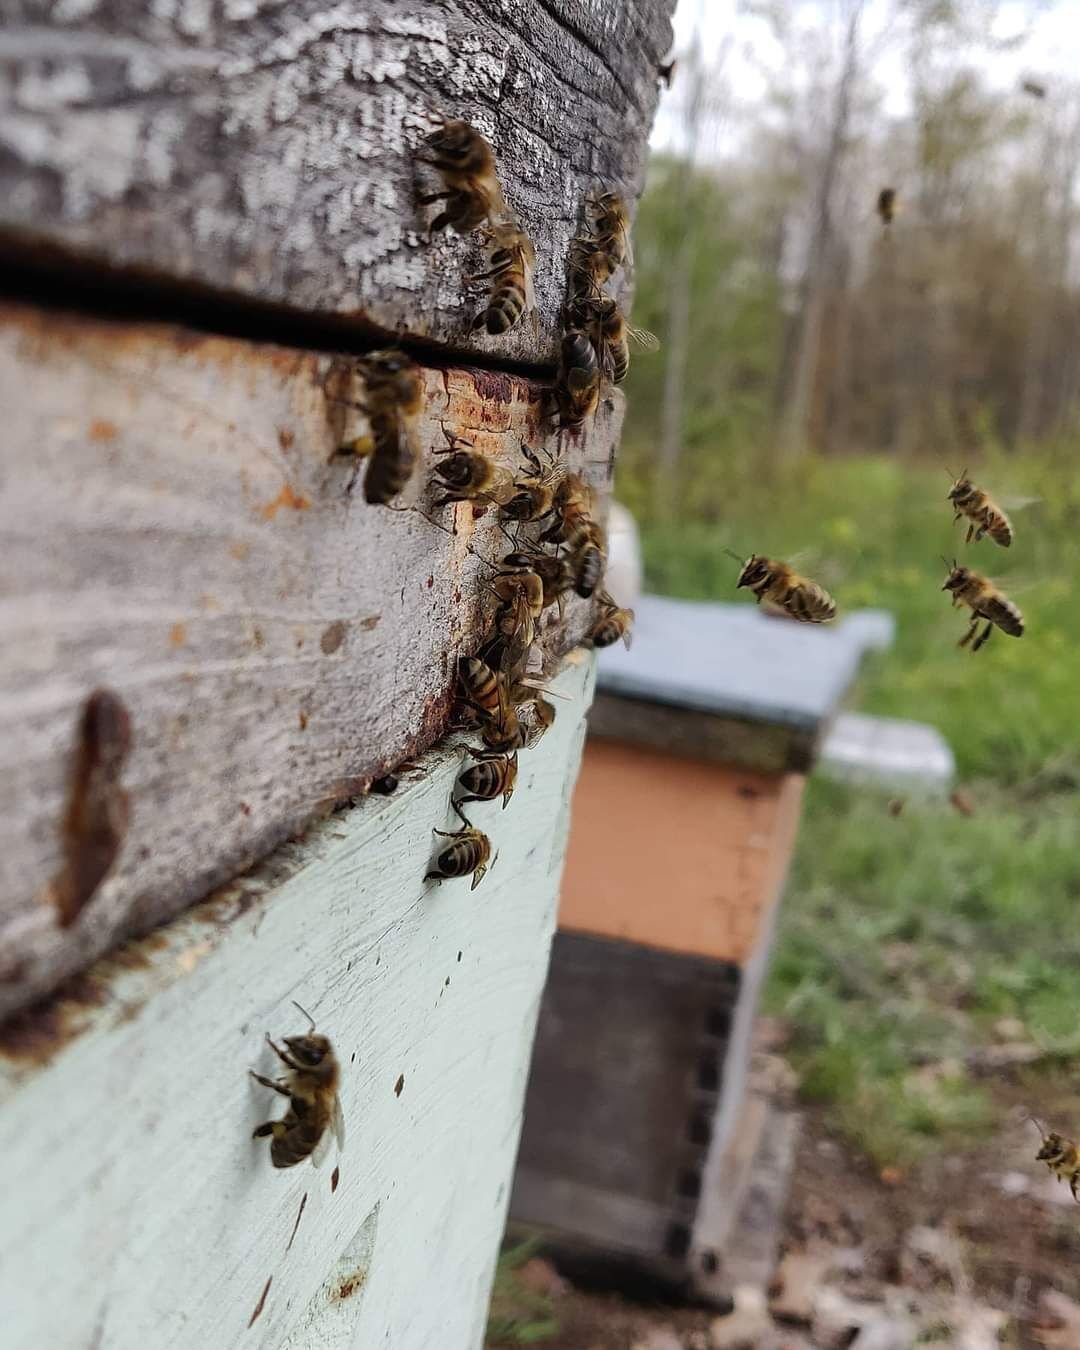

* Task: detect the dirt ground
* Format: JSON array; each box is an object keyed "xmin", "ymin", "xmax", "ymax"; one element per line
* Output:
[{"xmin": 500, "ymin": 1081, "xmax": 1080, "ymax": 1350}]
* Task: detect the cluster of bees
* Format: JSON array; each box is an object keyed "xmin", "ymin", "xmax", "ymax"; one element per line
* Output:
[
  {"xmin": 729, "ymin": 468, "xmax": 1023, "ymax": 651},
  {"xmin": 252, "ymin": 119, "xmax": 642, "ymax": 1163}
]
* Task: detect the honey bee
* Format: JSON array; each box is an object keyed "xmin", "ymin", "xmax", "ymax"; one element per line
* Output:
[
  {"xmin": 941, "ymin": 561, "xmax": 1024, "ymax": 651},
  {"xmin": 947, "ymin": 473, "xmax": 1014, "ymax": 547},
  {"xmin": 430, "ymin": 433, "xmax": 512, "ymax": 508},
  {"xmin": 501, "ymin": 550, "xmax": 574, "ymax": 609},
  {"xmin": 457, "ymin": 657, "xmax": 525, "ymax": 751},
  {"xmin": 586, "ymin": 189, "xmax": 633, "ymax": 274},
  {"xmin": 540, "ymin": 473, "xmax": 596, "ymax": 546},
  {"xmin": 510, "ymin": 679, "xmax": 558, "ymax": 744},
  {"xmin": 416, "ymin": 119, "xmax": 508, "ymax": 234},
  {"xmin": 587, "ymin": 590, "xmax": 634, "ymax": 649},
  {"xmin": 1028, "ymin": 1116, "xmax": 1080, "ymax": 1200},
  {"xmin": 490, "ymin": 565, "xmax": 544, "ymax": 677},
  {"xmin": 251, "ymin": 1003, "xmax": 345, "ymax": 1169},
  {"xmin": 455, "ymin": 747, "xmax": 518, "ymax": 809},
  {"xmin": 555, "ymin": 330, "xmax": 601, "ymax": 430},
  {"xmin": 501, "ymin": 444, "xmax": 564, "ymax": 523},
  {"xmin": 572, "ymin": 293, "xmax": 659, "ymax": 384},
  {"xmin": 877, "ymin": 187, "xmax": 897, "ymax": 227},
  {"xmin": 471, "ymin": 222, "xmax": 537, "ymax": 335},
  {"xmin": 567, "ymin": 236, "xmax": 616, "ymax": 295},
  {"xmin": 573, "ymin": 530, "xmax": 605, "ymax": 599},
  {"xmin": 733, "ymin": 554, "xmax": 837, "ymax": 624},
  {"xmin": 340, "ymin": 351, "xmax": 423, "ymax": 505},
  {"xmin": 425, "ymin": 801, "xmax": 493, "ymax": 889}
]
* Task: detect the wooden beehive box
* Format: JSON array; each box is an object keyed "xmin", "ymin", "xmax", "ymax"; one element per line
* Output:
[
  {"xmin": 512, "ymin": 596, "xmax": 886, "ymax": 1300},
  {"xmin": 0, "ymin": 3, "xmax": 675, "ymax": 1346}
]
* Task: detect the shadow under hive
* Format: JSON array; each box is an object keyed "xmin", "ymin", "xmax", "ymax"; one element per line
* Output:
[{"xmin": 512, "ymin": 932, "xmax": 740, "ymax": 1286}]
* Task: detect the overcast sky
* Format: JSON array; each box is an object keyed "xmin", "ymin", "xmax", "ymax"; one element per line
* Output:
[{"xmin": 651, "ymin": 0, "xmax": 1080, "ymax": 156}]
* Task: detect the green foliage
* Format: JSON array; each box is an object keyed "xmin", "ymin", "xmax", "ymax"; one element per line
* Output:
[
  {"xmin": 485, "ymin": 1239, "xmax": 559, "ymax": 1347},
  {"xmin": 631, "ymin": 452, "xmax": 1080, "ymax": 1166}
]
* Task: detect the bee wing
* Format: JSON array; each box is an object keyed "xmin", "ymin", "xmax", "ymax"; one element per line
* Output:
[
  {"xmin": 522, "ymin": 253, "xmax": 537, "ymax": 315},
  {"xmin": 999, "ymin": 495, "xmax": 1041, "ymax": 510},
  {"xmin": 628, "ymin": 325, "xmax": 660, "ymax": 351},
  {"xmin": 311, "ymin": 1095, "xmax": 345, "ymax": 1166}
]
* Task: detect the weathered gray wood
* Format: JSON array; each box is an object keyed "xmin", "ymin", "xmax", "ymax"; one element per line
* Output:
[
  {"xmin": 0, "ymin": 657, "xmax": 594, "ymax": 1350},
  {"xmin": 0, "ymin": 0, "xmax": 675, "ymax": 362},
  {"xmin": 0, "ymin": 299, "xmax": 619, "ymax": 1017}
]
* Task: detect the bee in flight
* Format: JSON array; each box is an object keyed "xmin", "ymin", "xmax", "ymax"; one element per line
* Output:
[
  {"xmin": 1028, "ymin": 1116, "xmax": 1080, "ymax": 1201},
  {"xmin": 425, "ymin": 801, "xmax": 493, "ymax": 889},
  {"xmin": 587, "ymin": 590, "xmax": 634, "ymax": 649},
  {"xmin": 471, "ymin": 222, "xmax": 537, "ymax": 336},
  {"xmin": 730, "ymin": 552, "xmax": 837, "ymax": 624},
  {"xmin": 877, "ymin": 186, "xmax": 898, "ymax": 228},
  {"xmin": 415, "ymin": 118, "xmax": 508, "ymax": 235},
  {"xmin": 947, "ymin": 472, "xmax": 1014, "ymax": 547},
  {"xmin": 339, "ymin": 351, "xmax": 423, "ymax": 505},
  {"xmin": 250, "ymin": 1003, "xmax": 345, "ymax": 1169},
  {"xmin": 941, "ymin": 560, "xmax": 1023, "ymax": 652},
  {"xmin": 455, "ymin": 747, "xmax": 518, "ymax": 809}
]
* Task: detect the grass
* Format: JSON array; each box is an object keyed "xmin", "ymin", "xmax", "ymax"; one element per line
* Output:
[
  {"xmin": 630, "ymin": 448, "xmax": 1080, "ymax": 1166},
  {"xmin": 485, "ymin": 1239, "xmax": 560, "ymax": 1345}
]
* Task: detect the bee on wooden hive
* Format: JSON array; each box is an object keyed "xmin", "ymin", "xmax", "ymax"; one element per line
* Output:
[
  {"xmin": 501, "ymin": 444, "xmax": 565, "ymax": 524},
  {"xmin": 941, "ymin": 560, "xmax": 1023, "ymax": 651},
  {"xmin": 416, "ymin": 118, "xmax": 508, "ymax": 234},
  {"xmin": 947, "ymin": 472, "xmax": 1014, "ymax": 547},
  {"xmin": 554, "ymin": 330, "xmax": 601, "ymax": 431},
  {"xmin": 587, "ymin": 589, "xmax": 634, "ymax": 649},
  {"xmin": 489, "ymin": 563, "xmax": 545, "ymax": 679},
  {"xmin": 1028, "ymin": 1116, "xmax": 1080, "ymax": 1200},
  {"xmin": 425, "ymin": 802, "xmax": 493, "ymax": 889},
  {"xmin": 584, "ymin": 189, "xmax": 633, "ymax": 276},
  {"xmin": 732, "ymin": 553, "xmax": 837, "ymax": 624},
  {"xmin": 471, "ymin": 222, "xmax": 537, "ymax": 336},
  {"xmin": 430, "ymin": 433, "xmax": 513, "ymax": 509},
  {"xmin": 339, "ymin": 351, "xmax": 423, "ymax": 505},
  {"xmin": 500, "ymin": 549, "xmax": 574, "ymax": 610},
  {"xmin": 877, "ymin": 186, "xmax": 898, "ymax": 228},
  {"xmin": 455, "ymin": 747, "xmax": 518, "ymax": 809},
  {"xmin": 457, "ymin": 657, "xmax": 526, "ymax": 752},
  {"xmin": 512, "ymin": 679, "xmax": 558, "ymax": 744},
  {"xmin": 250, "ymin": 1003, "xmax": 345, "ymax": 1169},
  {"xmin": 569, "ymin": 290, "xmax": 658, "ymax": 386}
]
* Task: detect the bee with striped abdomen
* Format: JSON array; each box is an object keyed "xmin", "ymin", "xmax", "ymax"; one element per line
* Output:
[
  {"xmin": 555, "ymin": 330, "xmax": 601, "ymax": 431},
  {"xmin": 572, "ymin": 293, "xmax": 658, "ymax": 385},
  {"xmin": 587, "ymin": 590, "xmax": 634, "ymax": 649},
  {"xmin": 501, "ymin": 444, "xmax": 564, "ymax": 524},
  {"xmin": 941, "ymin": 561, "xmax": 1024, "ymax": 651},
  {"xmin": 251, "ymin": 1003, "xmax": 345, "ymax": 1169},
  {"xmin": 425, "ymin": 801, "xmax": 493, "ymax": 889},
  {"xmin": 733, "ymin": 554, "xmax": 837, "ymax": 624},
  {"xmin": 430, "ymin": 433, "xmax": 512, "ymax": 509},
  {"xmin": 585, "ymin": 189, "xmax": 633, "ymax": 275},
  {"xmin": 339, "ymin": 351, "xmax": 423, "ymax": 505},
  {"xmin": 1028, "ymin": 1116, "xmax": 1080, "ymax": 1200},
  {"xmin": 416, "ymin": 119, "xmax": 508, "ymax": 234},
  {"xmin": 489, "ymin": 564, "xmax": 544, "ymax": 678},
  {"xmin": 471, "ymin": 222, "xmax": 536, "ymax": 336},
  {"xmin": 540, "ymin": 472, "xmax": 595, "ymax": 547},
  {"xmin": 455, "ymin": 747, "xmax": 518, "ymax": 809},
  {"xmin": 947, "ymin": 473, "xmax": 1014, "ymax": 547},
  {"xmin": 457, "ymin": 657, "xmax": 525, "ymax": 752},
  {"xmin": 500, "ymin": 550, "xmax": 574, "ymax": 610}
]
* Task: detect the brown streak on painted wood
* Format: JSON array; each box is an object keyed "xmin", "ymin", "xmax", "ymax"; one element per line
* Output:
[
  {"xmin": 558, "ymin": 739, "xmax": 806, "ymax": 965},
  {"xmin": 0, "ymin": 0, "xmax": 675, "ymax": 363},
  {"xmin": 0, "ymin": 299, "xmax": 620, "ymax": 1017}
]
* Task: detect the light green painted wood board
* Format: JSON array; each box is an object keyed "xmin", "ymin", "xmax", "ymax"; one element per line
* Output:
[{"xmin": 0, "ymin": 657, "xmax": 593, "ymax": 1350}]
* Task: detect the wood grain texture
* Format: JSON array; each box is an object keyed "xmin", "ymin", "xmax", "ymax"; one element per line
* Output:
[
  {"xmin": 0, "ymin": 658, "xmax": 593, "ymax": 1350},
  {"xmin": 0, "ymin": 0, "xmax": 675, "ymax": 363},
  {"xmin": 0, "ymin": 300, "xmax": 619, "ymax": 1017}
]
